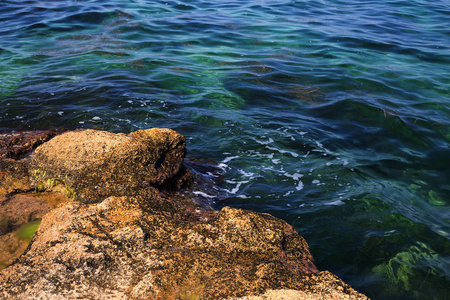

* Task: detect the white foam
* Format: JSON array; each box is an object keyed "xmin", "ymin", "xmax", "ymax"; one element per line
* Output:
[
  {"xmin": 222, "ymin": 156, "xmax": 239, "ymax": 163},
  {"xmin": 225, "ymin": 180, "xmax": 249, "ymax": 194},
  {"xmin": 265, "ymin": 146, "xmax": 299, "ymax": 158},
  {"xmin": 326, "ymin": 199, "xmax": 345, "ymax": 206},
  {"xmin": 226, "ymin": 183, "xmax": 242, "ymax": 194},
  {"xmin": 255, "ymin": 137, "xmax": 274, "ymax": 145},
  {"xmin": 218, "ymin": 163, "xmax": 228, "ymax": 170},
  {"xmin": 238, "ymin": 169, "xmax": 256, "ymax": 178},
  {"xmin": 92, "ymin": 116, "xmax": 101, "ymax": 120},
  {"xmin": 292, "ymin": 173, "xmax": 303, "ymax": 180},
  {"xmin": 313, "ymin": 140, "xmax": 333, "ymax": 155},
  {"xmin": 248, "ymin": 150, "xmax": 274, "ymax": 159},
  {"xmin": 296, "ymin": 180, "xmax": 304, "ymax": 191},
  {"xmin": 58, "ymin": 111, "xmax": 64, "ymax": 116},
  {"xmin": 193, "ymin": 191, "xmax": 215, "ymax": 198},
  {"xmin": 284, "ymin": 190, "xmax": 293, "ymax": 196}
]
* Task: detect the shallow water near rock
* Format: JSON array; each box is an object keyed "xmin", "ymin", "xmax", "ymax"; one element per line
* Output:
[{"xmin": 0, "ymin": 0, "xmax": 449, "ymax": 299}]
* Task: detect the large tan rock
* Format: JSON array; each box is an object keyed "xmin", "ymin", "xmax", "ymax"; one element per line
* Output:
[
  {"xmin": 30, "ymin": 128, "xmax": 192, "ymax": 203},
  {"xmin": 0, "ymin": 196, "xmax": 368, "ymax": 300}
]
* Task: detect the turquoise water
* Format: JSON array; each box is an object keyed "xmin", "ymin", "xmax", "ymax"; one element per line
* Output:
[{"xmin": 1, "ymin": 0, "xmax": 449, "ymax": 298}]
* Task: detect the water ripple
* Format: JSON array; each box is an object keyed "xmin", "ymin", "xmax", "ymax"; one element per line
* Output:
[{"xmin": 1, "ymin": 0, "xmax": 449, "ymax": 299}]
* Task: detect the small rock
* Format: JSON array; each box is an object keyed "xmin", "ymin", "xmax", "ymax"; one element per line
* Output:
[{"xmin": 0, "ymin": 130, "xmax": 58, "ymax": 160}]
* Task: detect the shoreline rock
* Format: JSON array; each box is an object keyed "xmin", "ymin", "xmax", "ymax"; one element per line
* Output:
[
  {"xmin": 30, "ymin": 128, "xmax": 193, "ymax": 203},
  {"xmin": 0, "ymin": 128, "xmax": 369, "ymax": 299}
]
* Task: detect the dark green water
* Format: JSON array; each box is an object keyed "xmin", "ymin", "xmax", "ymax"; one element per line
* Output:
[{"xmin": 1, "ymin": 0, "xmax": 449, "ymax": 298}]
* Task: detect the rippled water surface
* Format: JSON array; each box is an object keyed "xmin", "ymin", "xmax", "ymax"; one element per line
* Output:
[{"xmin": 1, "ymin": 0, "xmax": 449, "ymax": 298}]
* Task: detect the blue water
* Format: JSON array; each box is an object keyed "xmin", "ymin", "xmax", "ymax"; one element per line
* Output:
[{"xmin": 1, "ymin": 0, "xmax": 449, "ymax": 298}]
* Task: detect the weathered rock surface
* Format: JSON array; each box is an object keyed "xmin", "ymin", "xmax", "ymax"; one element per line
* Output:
[
  {"xmin": 0, "ymin": 193, "xmax": 61, "ymax": 270},
  {"xmin": 0, "ymin": 130, "xmax": 58, "ymax": 160},
  {"xmin": 30, "ymin": 128, "xmax": 193, "ymax": 203},
  {"xmin": 0, "ymin": 128, "xmax": 369, "ymax": 299},
  {"xmin": 0, "ymin": 196, "xmax": 367, "ymax": 299},
  {"xmin": 0, "ymin": 130, "xmax": 71, "ymax": 270}
]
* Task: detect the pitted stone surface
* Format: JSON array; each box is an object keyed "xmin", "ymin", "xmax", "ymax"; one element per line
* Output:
[{"xmin": 30, "ymin": 128, "xmax": 191, "ymax": 203}]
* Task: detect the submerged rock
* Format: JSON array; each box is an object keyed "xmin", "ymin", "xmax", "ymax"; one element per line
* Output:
[{"xmin": 0, "ymin": 128, "xmax": 369, "ymax": 299}]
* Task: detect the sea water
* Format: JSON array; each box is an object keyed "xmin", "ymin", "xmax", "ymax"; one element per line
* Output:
[{"xmin": 1, "ymin": 0, "xmax": 449, "ymax": 298}]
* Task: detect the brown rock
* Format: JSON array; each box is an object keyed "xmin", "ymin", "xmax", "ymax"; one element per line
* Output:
[
  {"xmin": 0, "ymin": 193, "xmax": 70, "ymax": 270},
  {"xmin": 0, "ymin": 192, "xmax": 70, "ymax": 270},
  {"xmin": 0, "ymin": 194, "xmax": 51, "ymax": 229},
  {"xmin": 0, "ymin": 129, "xmax": 71, "ymax": 270},
  {"xmin": 0, "ymin": 130, "xmax": 58, "ymax": 160},
  {"xmin": 0, "ymin": 196, "xmax": 368, "ymax": 299},
  {"xmin": 0, "ymin": 128, "xmax": 369, "ymax": 299},
  {"xmin": 30, "ymin": 128, "xmax": 192, "ymax": 203}
]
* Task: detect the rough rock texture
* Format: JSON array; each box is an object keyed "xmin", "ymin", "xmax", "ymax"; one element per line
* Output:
[
  {"xmin": 30, "ymin": 128, "xmax": 193, "ymax": 203},
  {"xmin": 0, "ymin": 130, "xmax": 58, "ymax": 160},
  {"xmin": 0, "ymin": 129, "xmax": 71, "ymax": 270},
  {"xmin": 0, "ymin": 194, "xmax": 51, "ymax": 233},
  {"xmin": 0, "ymin": 128, "xmax": 369, "ymax": 299},
  {"xmin": 0, "ymin": 196, "xmax": 368, "ymax": 299}
]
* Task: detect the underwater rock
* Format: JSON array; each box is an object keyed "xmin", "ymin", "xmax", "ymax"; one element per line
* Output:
[{"xmin": 30, "ymin": 128, "xmax": 193, "ymax": 203}]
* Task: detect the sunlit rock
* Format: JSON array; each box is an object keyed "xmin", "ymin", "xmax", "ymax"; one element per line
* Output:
[{"xmin": 30, "ymin": 128, "xmax": 192, "ymax": 203}]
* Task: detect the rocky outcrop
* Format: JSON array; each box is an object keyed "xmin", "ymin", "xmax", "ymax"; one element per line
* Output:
[
  {"xmin": 30, "ymin": 128, "xmax": 193, "ymax": 203},
  {"xmin": 0, "ymin": 128, "xmax": 369, "ymax": 299},
  {"xmin": 0, "ymin": 196, "xmax": 367, "ymax": 300}
]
